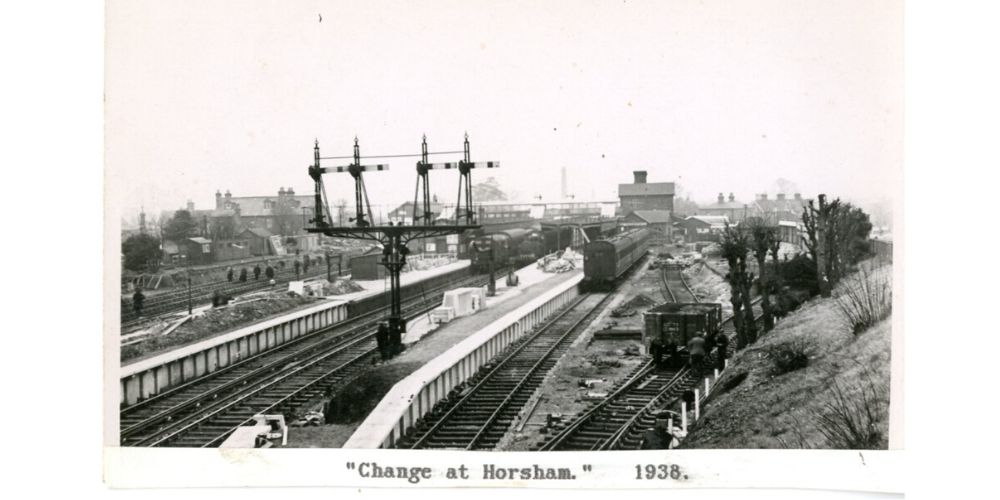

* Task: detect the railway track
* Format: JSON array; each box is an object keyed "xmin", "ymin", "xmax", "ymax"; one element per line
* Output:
[
  {"xmin": 119, "ymin": 270, "xmax": 500, "ymax": 447},
  {"xmin": 396, "ymin": 292, "xmax": 615, "ymax": 450},
  {"xmin": 537, "ymin": 299, "xmax": 764, "ymax": 451}
]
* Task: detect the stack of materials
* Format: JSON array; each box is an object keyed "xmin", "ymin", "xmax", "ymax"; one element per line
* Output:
[{"xmin": 429, "ymin": 287, "xmax": 487, "ymax": 325}]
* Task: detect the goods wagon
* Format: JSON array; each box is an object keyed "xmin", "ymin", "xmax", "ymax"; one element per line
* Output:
[
  {"xmin": 643, "ymin": 302, "xmax": 723, "ymax": 366},
  {"xmin": 581, "ymin": 228, "xmax": 651, "ymax": 290}
]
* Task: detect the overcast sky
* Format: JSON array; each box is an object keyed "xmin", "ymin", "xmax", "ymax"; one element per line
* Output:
[{"xmin": 106, "ymin": 0, "xmax": 902, "ymax": 219}]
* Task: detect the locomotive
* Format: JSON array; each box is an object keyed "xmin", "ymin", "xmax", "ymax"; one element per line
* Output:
[
  {"xmin": 581, "ymin": 228, "xmax": 651, "ymax": 290},
  {"xmin": 469, "ymin": 225, "xmax": 583, "ymax": 272}
]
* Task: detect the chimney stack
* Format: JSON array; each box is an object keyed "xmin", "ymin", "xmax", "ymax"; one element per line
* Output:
[
  {"xmin": 186, "ymin": 200, "xmax": 195, "ymax": 212},
  {"xmin": 278, "ymin": 187, "xmax": 286, "ymax": 197},
  {"xmin": 760, "ymin": 193, "xmax": 769, "ymax": 201},
  {"xmin": 215, "ymin": 190, "xmax": 222, "ymax": 209},
  {"xmin": 717, "ymin": 193, "xmax": 724, "ymax": 204},
  {"xmin": 287, "ymin": 187, "xmax": 295, "ymax": 196},
  {"xmin": 794, "ymin": 193, "xmax": 802, "ymax": 200},
  {"xmin": 777, "ymin": 193, "xmax": 786, "ymax": 201},
  {"xmin": 728, "ymin": 193, "xmax": 735, "ymax": 202},
  {"xmin": 633, "ymin": 171, "xmax": 647, "ymax": 184}
]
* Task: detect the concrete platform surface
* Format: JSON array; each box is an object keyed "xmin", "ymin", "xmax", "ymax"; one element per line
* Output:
[{"xmin": 285, "ymin": 264, "xmax": 583, "ymax": 448}]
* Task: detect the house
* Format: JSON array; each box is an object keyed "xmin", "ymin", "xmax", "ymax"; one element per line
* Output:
[
  {"xmin": 618, "ymin": 171, "xmax": 674, "ymax": 213},
  {"xmin": 239, "ymin": 227, "xmax": 274, "ymax": 256},
  {"xmin": 678, "ymin": 215, "xmax": 729, "ymax": 242},
  {"xmin": 214, "ymin": 187, "xmax": 315, "ymax": 235},
  {"xmin": 621, "ymin": 210, "xmax": 674, "ymax": 237},
  {"xmin": 750, "ymin": 193, "xmax": 807, "ymax": 223},
  {"xmin": 699, "ymin": 193, "xmax": 748, "ymax": 223}
]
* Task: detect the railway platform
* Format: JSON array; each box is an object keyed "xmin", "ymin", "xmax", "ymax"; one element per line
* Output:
[
  {"xmin": 331, "ymin": 267, "xmax": 584, "ymax": 449},
  {"xmin": 118, "ymin": 260, "xmax": 470, "ymax": 406}
]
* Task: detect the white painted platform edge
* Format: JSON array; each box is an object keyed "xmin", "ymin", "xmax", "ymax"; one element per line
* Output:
[{"xmin": 343, "ymin": 272, "xmax": 583, "ymax": 448}]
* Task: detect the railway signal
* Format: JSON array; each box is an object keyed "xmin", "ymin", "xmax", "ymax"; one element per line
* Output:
[{"xmin": 306, "ymin": 134, "xmax": 496, "ymax": 358}]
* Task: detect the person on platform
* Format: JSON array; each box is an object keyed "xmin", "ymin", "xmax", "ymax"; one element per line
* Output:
[
  {"xmin": 294, "ymin": 259, "xmax": 301, "ymax": 278},
  {"xmin": 226, "ymin": 267, "xmax": 234, "ymax": 283},
  {"xmin": 376, "ymin": 323, "xmax": 390, "ymax": 361},
  {"xmin": 132, "ymin": 289, "xmax": 145, "ymax": 316},
  {"xmin": 239, "ymin": 267, "xmax": 248, "ymax": 282},
  {"xmin": 302, "ymin": 256, "xmax": 310, "ymax": 273},
  {"xmin": 253, "ymin": 264, "xmax": 261, "ymax": 280},
  {"xmin": 265, "ymin": 264, "xmax": 275, "ymax": 280}
]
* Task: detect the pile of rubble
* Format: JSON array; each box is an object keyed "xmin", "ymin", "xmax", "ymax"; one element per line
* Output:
[
  {"xmin": 610, "ymin": 293, "xmax": 657, "ymax": 318},
  {"xmin": 405, "ymin": 255, "xmax": 454, "ymax": 271},
  {"xmin": 537, "ymin": 249, "xmax": 581, "ymax": 273},
  {"xmin": 319, "ymin": 278, "xmax": 365, "ymax": 296}
]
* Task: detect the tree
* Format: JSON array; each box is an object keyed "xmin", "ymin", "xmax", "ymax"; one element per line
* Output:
[
  {"xmin": 472, "ymin": 177, "xmax": 508, "ymax": 202},
  {"xmin": 162, "ymin": 210, "xmax": 197, "ymax": 242},
  {"xmin": 122, "ymin": 233, "xmax": 162, "ymax": 272},
  {"xmin": 273, "ymin": 200, "xmax": 300, "ymax": 236},
  {"xmin": 721, "ymin": 224, "xmax": 757, "ymax": 348},
  {"xmin": 746, "ymin": 217, "xmax": 778, "ymax": 332}
]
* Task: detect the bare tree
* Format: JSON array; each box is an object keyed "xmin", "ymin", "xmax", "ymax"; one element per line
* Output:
[
  {"xmin": 721, "ymin": 224, "xmax": 757, "ymax": 348},
  {"xmin": 746, "ymin": 217, "xmax": 778, "ymax": 331}
]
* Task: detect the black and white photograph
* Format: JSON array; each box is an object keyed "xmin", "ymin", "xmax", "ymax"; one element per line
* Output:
[{"xmin": 102, "ymin": 0, "xmax": 903, "ymax": 491}]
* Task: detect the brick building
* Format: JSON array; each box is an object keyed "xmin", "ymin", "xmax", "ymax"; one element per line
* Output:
[{"xmin": 618, "ymin": 171, "xmax": 674, "ymax": 213}]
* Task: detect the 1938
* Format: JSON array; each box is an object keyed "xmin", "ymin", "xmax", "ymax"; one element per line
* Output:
[{"xmin": 635, "ymin": 464, "xmax": 685, "ymax": 480}]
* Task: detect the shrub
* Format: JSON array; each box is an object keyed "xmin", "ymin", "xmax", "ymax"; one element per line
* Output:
[
  {"xmin": 771, "ymin": 339, "xmax": 811, "ymax": 375},
  {"xmin": 776, "ymin": 254, "xmax": 819, "ymax": 294},
  {"xmin": 835, "ymin": 264, "xmax": 892, "ymax": 335},
  {"xmin": 812, "ymin": 371, "xmax": 888, "ymax": 449}
]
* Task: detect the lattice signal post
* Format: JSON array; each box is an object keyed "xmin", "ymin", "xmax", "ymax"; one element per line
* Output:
[{"xmin": 306, "ymin": 135, "xmax": 498, "ymax": 357}]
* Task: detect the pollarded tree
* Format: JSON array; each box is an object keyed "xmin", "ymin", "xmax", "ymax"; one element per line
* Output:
[
  {"xmin": 746, "ymin": 217, "xmax": 778, "ymax": 332},
  {"xmin": 721, "ymin": 224, "xmax": 757, "ymax": 348}
]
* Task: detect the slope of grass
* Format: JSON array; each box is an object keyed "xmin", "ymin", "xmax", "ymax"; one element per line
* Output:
[{"xmin": 680, "ymin": 266, "xmax": 892, "ymax": 449}]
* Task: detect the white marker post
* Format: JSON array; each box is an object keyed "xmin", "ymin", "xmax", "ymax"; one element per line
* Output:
[
  {"xmin": 694, "ymin": 389, "xmax": 700, "ymax": 420},
  {"xmin": 705, "ymin": 377, "xmax": 711, "ymax": 396},
  {"xmin": 714, "ymin": 368, "xmax": 720, "ymax": 379},
  {"xmin": 681, "ymin": 402, "xmax": 688, "ymax": 432},
  {"xmin": 724, "ymin": 358, "xmax": 729, "ymax": 369}
]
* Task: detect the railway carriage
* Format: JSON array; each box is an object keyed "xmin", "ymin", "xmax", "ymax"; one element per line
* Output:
[{"xmin": 581, "ymin": 228, "xmax": 651, "ymax": 290}]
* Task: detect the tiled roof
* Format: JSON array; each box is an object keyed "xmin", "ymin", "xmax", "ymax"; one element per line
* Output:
[{"xmin": 222, "ymin": 195, "xmax": 314, "ymax": 217}]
